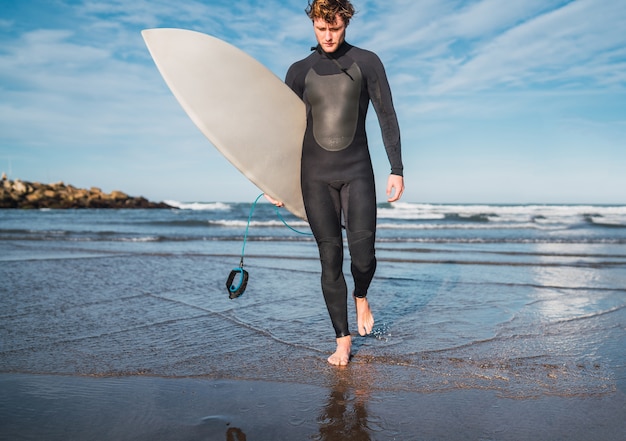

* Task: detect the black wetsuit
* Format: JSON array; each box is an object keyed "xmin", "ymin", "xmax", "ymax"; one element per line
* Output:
[{"xmin": 286, "ymin": 42, "xmax": 403, "ymax": 338}]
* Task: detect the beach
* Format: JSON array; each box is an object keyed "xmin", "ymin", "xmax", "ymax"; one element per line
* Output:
[{"xmin": 1, "ymin": 203, "xmax": 625, "ymax": 440}]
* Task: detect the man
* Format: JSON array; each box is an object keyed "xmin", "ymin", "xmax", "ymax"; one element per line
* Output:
[{"xmin": 267, "ymin": 0, "xmax": 404, "ymax": 366}]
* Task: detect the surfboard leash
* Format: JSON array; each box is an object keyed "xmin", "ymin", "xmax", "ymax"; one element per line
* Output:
[
  {"xmin": 226, "ymin": 193, "xmax": 312, "ymax": 299},
  {"xmin": 225, "ymin": 194, "xmax": 261, "ymax": 299},
  {"xmin": 272, "ymin": 205, "xmax": 313, "ymax": 236}
]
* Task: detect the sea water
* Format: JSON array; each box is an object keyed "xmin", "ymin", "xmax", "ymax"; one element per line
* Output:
[{"xmin": 1, "ymin": 202, "xmax": 625, "ymax": 399}]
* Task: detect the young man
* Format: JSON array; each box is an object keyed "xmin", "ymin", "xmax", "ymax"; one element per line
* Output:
[{"xmin": 267, "ymin": 0, "xmax": 404, "ymax": 365}]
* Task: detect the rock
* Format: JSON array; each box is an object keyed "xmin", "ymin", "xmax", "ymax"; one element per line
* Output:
[
  {"xmin": 0, "ymin": 178, "xmax": 175, "ymax": 209},
  {"xmin": 12, "ymin": 180, "xmax": 29, "ymax": 195},
  {"xmin": 110, "ymin": 190, "xmax": 128, "ymax": 200}
]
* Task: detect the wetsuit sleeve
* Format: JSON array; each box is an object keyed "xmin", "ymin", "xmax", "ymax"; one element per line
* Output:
[
  {"xmin": 364, "ymin": 53, "xmax": 404, "ymax": 177},
  {"xmin": 285, "ymin": 62, "xmax": 305, "ymax": 99}
]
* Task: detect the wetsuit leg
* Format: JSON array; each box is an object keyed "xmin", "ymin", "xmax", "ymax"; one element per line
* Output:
[
  {"xmin": 303, "ymin": 176, "xmax": 377, "ymax": 337},
  {"xmin": 304, "ymin": 180, "xmax": 349, "ymax": 338},
  {"xmin": 343, "ymin": 176, "xmax": 377, "ymax": 298}
]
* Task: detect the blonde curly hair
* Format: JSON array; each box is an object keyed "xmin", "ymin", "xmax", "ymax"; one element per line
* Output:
[{"xmin": 306, "ymin": 0, "xmax": 356, "ymax": 26}]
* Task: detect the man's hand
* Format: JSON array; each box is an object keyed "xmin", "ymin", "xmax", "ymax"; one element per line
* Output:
[
  {"xmin": 386, "ymin": 174, "xmax": 404, "ymax": 203},
  {"xmin": 264, "ymin": 193, "xmax": 284, "ymax": 207}
]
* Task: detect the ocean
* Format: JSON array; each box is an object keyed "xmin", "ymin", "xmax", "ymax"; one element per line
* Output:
[{"xmin": 1, "ymin": 202, "xmax": 626, "ymax": 440}]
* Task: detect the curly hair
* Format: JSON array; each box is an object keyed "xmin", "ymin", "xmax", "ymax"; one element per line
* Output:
[{"xmin": 305, "ymin": 0, "xmax": 356, "ymax": 25}]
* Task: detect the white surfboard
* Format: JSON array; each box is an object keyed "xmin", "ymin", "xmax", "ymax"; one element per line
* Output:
[{"xmin": 142, "ymin": 28, "xmax": 307, "ymax": 220}]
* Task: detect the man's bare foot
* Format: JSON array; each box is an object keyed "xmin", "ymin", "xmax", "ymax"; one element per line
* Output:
[
  {"xmin": 328, "ymin": 335, "xmax": 351, "ymax": 366},
  {"xmin": 354, "ymin": 296, "xmax": 374, "ymax": 336}
]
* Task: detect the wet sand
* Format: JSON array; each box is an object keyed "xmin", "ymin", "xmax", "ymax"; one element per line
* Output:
[{"xmin": 1, "ymin": 372, "xmax": 625, "ymax": 441}]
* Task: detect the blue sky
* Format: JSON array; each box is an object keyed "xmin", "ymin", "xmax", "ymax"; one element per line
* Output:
[{"xmin": 1, "ymin": 0, "xmax": 625, "ymax": 204}]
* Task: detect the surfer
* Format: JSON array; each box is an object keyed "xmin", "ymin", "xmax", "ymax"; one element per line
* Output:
[{"xmin": 266, "ymin": 0, "xmax": 404, "ymax": 366}]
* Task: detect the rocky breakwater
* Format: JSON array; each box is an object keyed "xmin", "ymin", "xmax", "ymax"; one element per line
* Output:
[{"xmin": 0, "ymin": 176, "xmax": 173, "ymax": 209}]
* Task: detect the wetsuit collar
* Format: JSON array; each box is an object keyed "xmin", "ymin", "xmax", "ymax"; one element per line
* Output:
[
  {"xmin": 311, "ymin": 42, "xmax": 354, "ymax": 80},
  {"xmin": 310, "ymin": 41, "xmax": 352, "ymax": 58}
]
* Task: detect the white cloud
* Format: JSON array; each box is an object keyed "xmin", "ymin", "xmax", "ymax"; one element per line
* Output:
[
  {"xmin": 430, "ymin": 0, "xmax": 626, "ymax": 94},
  {"xmin": 443, "ymin": 0, "xmax": 561, "ymax": 39}
]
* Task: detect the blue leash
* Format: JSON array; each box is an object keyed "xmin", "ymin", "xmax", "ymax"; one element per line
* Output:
[
  {"xmin": 226, "ymin": 193, "xmax": 311, "ymax": 298},
  {"xmin": 273, "ymin": 203, "xmax": 312, "ymax": 236}
]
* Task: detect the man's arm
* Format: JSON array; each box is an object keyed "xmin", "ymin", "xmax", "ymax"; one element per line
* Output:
[{"xmin": 363, "ymin": 50, "xmax": 404, "ymax": 178}]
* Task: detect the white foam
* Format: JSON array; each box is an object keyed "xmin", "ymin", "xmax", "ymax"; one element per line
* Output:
[
  {"xmin": 208, "ymin": 219, "xmax": 306, "ymax": 228},
  {"xmin": 377, "ymin": 203, "xmax": 626, "ymax": 227},
  {"xmin": 377, "ymin": 222, "xmax": 546, "ymax": 230},
  {"xmin": 164, "ymin": 200, "xmax": 232, "ymax": 211}
]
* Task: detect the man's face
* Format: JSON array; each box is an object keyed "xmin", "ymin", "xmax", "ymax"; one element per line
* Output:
[{"xmin": 313, "ymin": 15, "xmax": 346, "ymax": 53}]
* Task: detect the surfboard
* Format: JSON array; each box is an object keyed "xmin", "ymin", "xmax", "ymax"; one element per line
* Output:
[{"xmin": 142, "ymin": 28, "xmax": 307, "ymax": 220}]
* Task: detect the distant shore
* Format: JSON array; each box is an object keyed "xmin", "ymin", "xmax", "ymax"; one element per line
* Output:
[{"xmin": 0, "ymin": 175, "xmax": 173, "ymax": 209}]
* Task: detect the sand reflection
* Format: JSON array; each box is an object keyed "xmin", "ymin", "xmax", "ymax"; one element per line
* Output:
[{"xmin": 316, "ymin": 366, "xmax": 376, "ymax": 441}]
